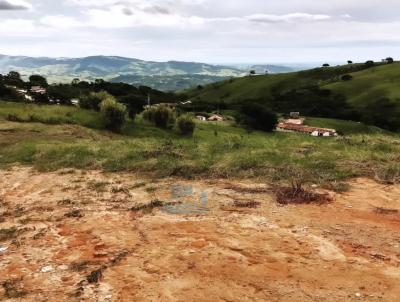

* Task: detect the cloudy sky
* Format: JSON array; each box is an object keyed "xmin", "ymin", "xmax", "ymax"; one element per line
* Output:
[{"xmin": 0, "ymin": 0, "xmax": 399, "ymax": 63}]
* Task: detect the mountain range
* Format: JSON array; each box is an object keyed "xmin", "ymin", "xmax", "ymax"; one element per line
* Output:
[{"xmin": 0, "ymin": 54, "xmax": 296, "ymax": 91}]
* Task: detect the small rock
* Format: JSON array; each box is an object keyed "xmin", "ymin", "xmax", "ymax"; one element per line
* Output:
[
  {"xmin": 355, "ymin": 293, "xmax": 362, "ymax": 298},
  {"xmin": 41, "ymin": 265, "xmax": 54, "ymax": 273},
  {"xmin": 58, "ymin": 265, "xmax": 69, "ymax": 271},
  {"xmin": 0, "ymin": 246, "xmax": 8, "ymax": 253},
  {"xmin": 94, "ymin": 251, "xmax": 108, "ymax": 257}
]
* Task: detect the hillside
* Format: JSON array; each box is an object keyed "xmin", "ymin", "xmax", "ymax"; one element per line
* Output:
[
  {"xmin": 0, "ymin": 54, "xmax": 244, "ymax": 91},
  {"xmin": 110, "ymin": 74, "xmax": 229, "ymax": 92},
  {"xmin": 185, "ymin": 62, "xmax": 400, "ymax": 131},
  {"xmin": 323, "ymin": 63, "xmax": 400, "ymax": 105},
  {"xmin": 184, "ymin": 63, "xmax": 387, "ymax": 103}
]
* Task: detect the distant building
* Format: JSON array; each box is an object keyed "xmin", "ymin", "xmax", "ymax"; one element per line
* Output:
[
  {"xmin": 277, "ymin": 122, "xmax": 337, "ymax": 137},
  {"xmin": 196, "ymin": 116, "xmax": 207, "ymax": 121},
  {"xmin": 285, "ymin": 118, "xmax": 304, "ymax": 125},
  {"xmin": 30, "ymin": 86, "xmax": 47, "ymax": 94},
  {"xmin": 290, "ymin": 112, "xmax": 300, "ymax": 119},
  {"xmin": 208, "ymin": 114, "xmax": 224, "ymax": 122}
]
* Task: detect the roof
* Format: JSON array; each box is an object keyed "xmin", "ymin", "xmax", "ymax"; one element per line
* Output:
[{"xmin": 277, "ymin": 123, "xmax": 336, "ymax": 134}]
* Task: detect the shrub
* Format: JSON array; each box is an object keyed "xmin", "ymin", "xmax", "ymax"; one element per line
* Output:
[
  {"xmin": 365, "ymin": 60, "xmax": 374, "ymax": 67},
  {"xmin": 341, "ymin": 74, "xmax": 353, "ymax": 81},
  {"xmin": 176, "ymin": 114, "xmax": 196, "ymax": 135},
  {"xmin": 80, "ymin": 91, "xmax": 111, "ymax": 111},
  {"xmin": 100, "ymin": 97, "xmax": 127, "ymax": 132},
  {"xmin": 143, "ymin": 104, "xmax": 175, "ymax": 128}
]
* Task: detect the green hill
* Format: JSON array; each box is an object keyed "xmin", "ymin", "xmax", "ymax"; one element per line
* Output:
[
  {"xmin": 323, "ymin": 63, "xmax": 400, "ymax": 105},
  {"xmin": 184, "ymin": 62, "xmax": 400, "ymax": 131},
  {"xmin": 185, "ymin": 63, "xmax": 385, "ymax": 103}
]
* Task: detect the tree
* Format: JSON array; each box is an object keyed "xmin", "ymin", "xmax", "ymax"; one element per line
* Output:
[
  {"xmin": 365, "ymin": 60, "xmax": 374, "ymax": 67},
  {"xmin": 347, "ymin": 60, "xmax": 353, "ymax": 64},
  {"xmin": 7, "ymin": 71, "xmax": 21, "ymax": 81},
  {"xmin": 118, "ymin": 94, "xmax": 147, "ymax": 119},
  {"xmin": 322, "ymin": 63, "xmax": 330, "ymax": 67},
  {"xmin": 100, "ymin": 96, "xmax": 127, "ymax": 132},
  {"xmin": 29, "ymin": 75, "xmax": 48, "ymax": 87},
  {"xmin": 79, "ymin": 91, "xmax": 111, "ymax": 111},
  {"xmin": 143, "ymin": 104, "xmax": 175, "ymax": 128},
  {"xmin": 48, "ymin": 84, "xmax": 79, "ymax": 105},
  {"xmin": 239, "ymin": 103, "xmax": 278, "ymax": 132},
  {"xmin": 386, "ymin": 57, "xmax": 394, "ymax": 64},
  {"xmin": 176, "ymin": 114, "xmax": 196, "ymax": 136},
  {"xmin": 249, "ymin": 70, "xmax": 256, "ymax": 76},
  {"xmin": 4, "ymin": 71, "xmax": 24, "ymax": 87}
]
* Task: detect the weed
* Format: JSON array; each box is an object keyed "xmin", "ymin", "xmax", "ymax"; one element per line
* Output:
[
  {"xmin": 145, "ymin": 186, "xmax": 157, "ymax": 193},
  {"xmin": 0, "ymin": 227, "xmax": 18, "ymax": 241},
  {"xmin": 374, "ymin": 207, "xmax": 399, "ymax": 215},
  {"xmin": 130, "ymin": 182, "xmax": 146, "ymax": 189},
  {"xmin": 2, "ymin": 279, "xmax": 27, "ymax": 299},
  {"xmin": 87, "ymin": 181, "xmax": 110, "ymax": 192},
  {"xmin": 374, "ymin": 165, "xmax": 400, "ymax": 184},
  {"xmin": 87, "ymin": 269, "xmax": 103, "ymax": 283},
  {"xmin": 131, "ymin": 199, "xmax": 165, "ymax": 212},
  {"xmin": 233, "ymin": 200, "xmax": 261, "ymax": 208},
  {"xmin": 65, "ymin": 209, "xmax": 84, "ymax": 218}
]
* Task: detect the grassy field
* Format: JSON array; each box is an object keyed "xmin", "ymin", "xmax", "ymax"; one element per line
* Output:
[
  {"xmin": 1, "ymin": 101, "xmax": 400, "ymax": 188},
  {"xmin": 0, "ymin": 101, "xmax": 106, "ymax": 129}
]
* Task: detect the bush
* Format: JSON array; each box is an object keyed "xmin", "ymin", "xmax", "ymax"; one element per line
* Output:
[
  {"xmin": 239, "ymin": 103, "xmax": 278, "ymax": 132},
  {"xmin": 176, "ymin": 114, "xmax": 196, "ymax": 135},
  {"xmin": 143, "ymin": 104, "xmax": 175, "ymax": 128},
  {"xmin": 341, "ymin": 74, "xmax": 353, "ymax": 81},
  {"xmin": 80, "ymin": 91, "xmax": 111, "ymax": 111},
  {"xmin": 100, "ymin": 96, "xmax": 127, "ymax": 132}
]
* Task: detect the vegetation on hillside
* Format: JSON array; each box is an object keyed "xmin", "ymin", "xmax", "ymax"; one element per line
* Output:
[
  {"xmin": 0, "ymin": 101, "xmax": 399, "ymax": 187},
  {"xmin": 184, "ymin": 61, "xmax": 400, "ymax": 131}
]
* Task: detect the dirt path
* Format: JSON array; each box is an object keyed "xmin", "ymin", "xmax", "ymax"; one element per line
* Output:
[{"xmin": 0, "ymin": 167, "xmax": 400, "ymax": 301}]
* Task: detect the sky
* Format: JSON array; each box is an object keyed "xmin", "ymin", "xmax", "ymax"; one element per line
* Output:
[{"xmin": 0, "ymin": 0, "xmax": 399, "ymax": 63}]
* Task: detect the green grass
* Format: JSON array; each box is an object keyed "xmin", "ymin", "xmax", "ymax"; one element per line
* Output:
[
  {"xmin": 0, "ymin": 101, "xmax": 106, "ymax": 129},
  {"xmin": 1, "ymin": 102, "xmax": 400, "ymax": 187}
]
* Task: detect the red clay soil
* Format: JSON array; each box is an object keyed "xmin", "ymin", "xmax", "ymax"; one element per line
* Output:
[{"xmin": 0, "ymin": 168, "xmax": 400, "ymax": 301}]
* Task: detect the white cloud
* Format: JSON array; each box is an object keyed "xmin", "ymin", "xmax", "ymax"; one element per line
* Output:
[
  {"xmin": 1, "ymin": 0, "xmax": 400, "ymax": 63},
  {"xmin": 247, "ymin": 13, "xmax": 331, "ymax": 23}
]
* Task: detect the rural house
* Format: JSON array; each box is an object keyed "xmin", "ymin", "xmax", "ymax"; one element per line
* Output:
[
  {"xmin": 30, "ymin": 86, "xmax": 47, "ymax": 94},
  {"xmin": 208, "ymin": 114, "xmax": 224, "ymax": 122},
  {"xmin": 277, "ymin": 122, "xmax": 338, "ymax": 137}
]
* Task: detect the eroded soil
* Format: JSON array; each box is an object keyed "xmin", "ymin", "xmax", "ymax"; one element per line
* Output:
[{"xmin": 0, "ymin": 168, "xmax": 400, "ymax": 301}]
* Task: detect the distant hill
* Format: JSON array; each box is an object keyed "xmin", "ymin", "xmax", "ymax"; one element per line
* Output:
[
  {"xmin": 233, "ymin": 64, "xmax": 297, "ymax": 74},
  {"xmin": 0, "ymin": 54, "xmax": 246, "ymax": 91},
  {"xmin": 110, "ymin": 74, "xmax": 229, "ymax": 92},
  {"xmin": 0, "ymin": 54, "xmax": 303, "ymax": 91}
]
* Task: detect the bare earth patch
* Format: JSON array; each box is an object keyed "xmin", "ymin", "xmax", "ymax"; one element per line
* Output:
[{"xmin": 0, "ymin": 167, "xmax": 400, "ymax": 301}]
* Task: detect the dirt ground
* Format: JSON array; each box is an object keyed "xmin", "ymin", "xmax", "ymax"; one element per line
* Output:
[{"xmin": 0, "ymin": 167, "xmax": 400, "ymax": 302}]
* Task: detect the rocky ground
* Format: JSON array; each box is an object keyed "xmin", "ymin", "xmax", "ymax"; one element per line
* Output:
[{"xmin": 0, "ymin": 167, "xmax": 400, "ymax": 301}]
